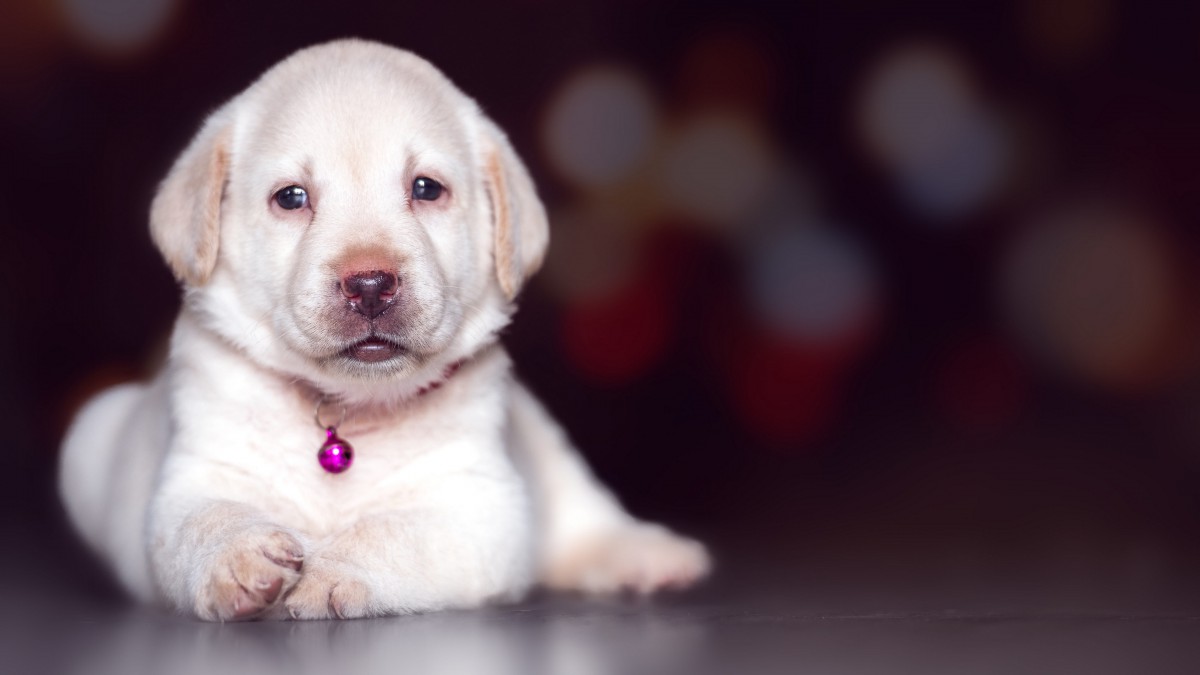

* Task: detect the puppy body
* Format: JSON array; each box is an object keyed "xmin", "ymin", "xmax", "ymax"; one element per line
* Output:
[{"xmin": 60, "ymin": 40, "xmax": 707, "ymax": 620}]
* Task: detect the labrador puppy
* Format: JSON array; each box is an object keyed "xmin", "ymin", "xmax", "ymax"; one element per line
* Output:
[{"xmin": 59, "ymin": 39, "xmax": 709, "ymax": 621}]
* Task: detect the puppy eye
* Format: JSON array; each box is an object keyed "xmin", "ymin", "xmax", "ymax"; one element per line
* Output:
[
  {"xmin": 412, "ymin": 177, "xmax": 443, "ymax": 201},
  {"xmin": 274, "ymin": 185, "xmax": 309, "ymax": 210}
]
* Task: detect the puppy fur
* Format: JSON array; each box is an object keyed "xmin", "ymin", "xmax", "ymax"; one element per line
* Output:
[{"xmin": 58, "ymin": 39, "xmax": 708, "ymax": 621}]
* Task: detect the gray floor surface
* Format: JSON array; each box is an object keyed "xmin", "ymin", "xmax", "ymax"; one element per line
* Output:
[{"xmin": 7, "ymin": 523, "xmax": 1200, "ymax": 675}]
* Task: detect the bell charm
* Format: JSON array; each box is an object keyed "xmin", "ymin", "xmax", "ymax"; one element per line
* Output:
[{"xmin": 317, "ymin": 426, "xmax": 354, "ymax": 474}]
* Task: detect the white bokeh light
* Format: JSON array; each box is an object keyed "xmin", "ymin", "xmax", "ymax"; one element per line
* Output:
[
  {"xmin": 857, "ymin": 43, "xmax": 1011, "ymax": 221},
  {"xmin": 746, "ymin": 225, "xmax": 877, "ymax": 342},
  {"xmin": 60, "ymin": 0, "xmax": 178, "ymax": 52},
  {"xmin": 894, "ymin": 111, "xmax": 1010, "ymax": 220},
  {"xmin": 859, "ymin": 44, "xmax": 977, "ymax": 168},
  {"xmin": 542, "ymin": 66, "xmax": 659, "ymax": 190}
]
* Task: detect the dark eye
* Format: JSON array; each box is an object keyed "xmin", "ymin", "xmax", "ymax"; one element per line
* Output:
[
  {"xmin": 274, "ymin": 185, "xmax": 308, "ymax": 210},
  {"xmin": 412, "ymin": 177, "xmax": 443, "ymax": 201}
]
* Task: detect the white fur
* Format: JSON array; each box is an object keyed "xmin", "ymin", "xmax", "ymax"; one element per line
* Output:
[{"xmin": 59, "ymin": 39, "xmax": 708, "ymax": 621}]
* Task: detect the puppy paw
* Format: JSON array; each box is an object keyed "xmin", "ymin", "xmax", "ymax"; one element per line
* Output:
[
  {"xmin": 283, "ymin": 559, "xmax": 374, "ymax": 620},
  {"xmin": 543, "ymin": 523, "xmax": 711, "ymax": 595},
  {"xmin": 194, "ymin": 527, "xmax": 304, "ymax": 621}
]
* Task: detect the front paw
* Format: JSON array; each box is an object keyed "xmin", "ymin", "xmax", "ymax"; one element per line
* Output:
[
  {"xmin": 193, "ymin": 527, "xmax": 304, "ymax": 621},
  {"xmin": 544, "ymin": 523, "xmax": 711, "ymax": 595},
  {"xmin": 283, "ymin": 558, "xmax": 374, "ymax": 620}
]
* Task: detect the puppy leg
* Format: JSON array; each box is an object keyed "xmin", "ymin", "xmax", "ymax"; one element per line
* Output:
[
  {"xmin": 284, "ymin": 477, "xmax": 533, "ymax": 619},
  {"xmin": 507, "ymin": 382, "xmax": 711, "ymax": 595},
  {"xmin": 150, "ymin": 499, "xmax": 305, "ymax": 621}
]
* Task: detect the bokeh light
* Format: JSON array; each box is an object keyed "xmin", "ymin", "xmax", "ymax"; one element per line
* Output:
[
  {"xmin": 58, "ymin": 0, "xmax": 179, "ymax": 54},
  {"xmin": 561, "ymin": 276, "xmax": 673, "ymax": 386},
  {"xmin": 745, "ymin": 225, "xmax": 878, "ymax": 343},
  {"xmin": 542, "ymin": 204, "xmax": 643, "ymax": 303},
  {"xmin": 892, "ymin": 110, "xmax": 1010, "ymax": 220},
  {"xmin": 856, "ymin": 42, "xmax": 1012, "ymax": 221},
  {"xmin": 1000, "ymin": 203, "xmax": 1190, "ymax": 392},
  {"xmin": 559, "ymin": 235, "xmax": 689, "ymax": 386},
  {"xmin": 724, "ymin": 329, "xmax": 848, "ymax": 447},
  {"xmin": 541, "ymin": 66, "xmax": 660, "ymax": 190},
  {"xmin": 658, "ymin": 113, "xmax": 776, "ymax": 230},
  {"xmin": 858, "ymin": 43, "xmax": 978, "ymax": 170}
]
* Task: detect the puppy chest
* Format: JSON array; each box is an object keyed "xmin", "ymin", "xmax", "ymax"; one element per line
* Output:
[{"xmin": 274, "ymin": 425, "xmax": 515, "ymax": 536}]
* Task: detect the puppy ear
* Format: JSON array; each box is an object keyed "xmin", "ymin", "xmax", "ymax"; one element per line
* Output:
[
  {"xmin": 479, "ymin": 117, "xmax": 549, "ymax": 300},
  {"xmin": 150, "ymin": 109, "xmax": 233, "ymax": 286}
]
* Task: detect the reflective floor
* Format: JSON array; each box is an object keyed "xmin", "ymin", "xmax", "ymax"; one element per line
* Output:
[
  {"xmin": 13, "ymin": 599, "xmax": 1200, "ymax": 675},
  {"xmin": 7, "ymin": 522, "xmax": 1200, "ymax": 675}
]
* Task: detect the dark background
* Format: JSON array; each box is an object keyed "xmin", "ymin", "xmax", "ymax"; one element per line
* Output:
[{"xmin": 4, "ymin": 0, "xmax": 1200, "ymax": 615}]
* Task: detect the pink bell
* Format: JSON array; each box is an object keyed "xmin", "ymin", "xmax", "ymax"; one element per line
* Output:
[{"xmin": 317, "ymin": 426, "xmax": 354, "ymax": 474}]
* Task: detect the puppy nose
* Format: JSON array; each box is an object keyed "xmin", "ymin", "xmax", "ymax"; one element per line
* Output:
[{"xmin": 341, "ymin": 270, "xmax": 398, "ymax": 319}]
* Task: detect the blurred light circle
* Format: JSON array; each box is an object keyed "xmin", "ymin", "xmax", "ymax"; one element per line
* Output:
[
  {"xmin": 1001, "ymin": 204, "xmax": 1185, "ymax": 391},
  {"xmin": 746, "ymin": 226, "xmax": 877, "ymax": 343},
  {"xmin": 857, "ymin": 43, "xmax": 1012, "ymax": 221},
  {"xmin": 60, "ymin": 0, "xmax": 177, "ymax": 53},
  {"xmin": 746, "ymin": 165, "xmax": 821, "ymax": 234},
  {"xmin": 729, "ymin": 334, "xmax": 844, "ymax": 446},
  {"xmin": 561, "ymin": 273, "xmax": 673, "ymax": 386},
  {"xmin": 542, "ymin": 205, "xmax": 641, "ymax": 302},
  {"xmin": 559, "ymin": 230, "xmax": 701, "ymax": 385},
  {"xmin": 894, "ymin": 111, "xmax": 1011, "ymax": 221},
  {"xmin": 858, "ymin": 43, "xmax": 979, "ymax": 169},
  {"xmin": 542, "ymin": 66, "xmax": 659, "ymax": 189},
  {"xmin": 659, "ymin": 113, "xmax": 775, "ymax": 229}
]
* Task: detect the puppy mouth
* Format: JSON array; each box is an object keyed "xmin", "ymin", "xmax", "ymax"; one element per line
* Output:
[{"xmin": 341, "ymin": 336, "xmax": 405, "ymax": 363}]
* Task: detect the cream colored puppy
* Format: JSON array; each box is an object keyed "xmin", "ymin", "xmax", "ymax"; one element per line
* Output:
[{"xmin": 59, "ymin": 39, "xmax": 708, "ymax": 621}]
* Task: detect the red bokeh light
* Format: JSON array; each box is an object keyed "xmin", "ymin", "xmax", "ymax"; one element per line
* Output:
[
  {"xmin": 559, "ymin": 229, "xmax": 702, "ymax": 385},
  {"xmin": 729, "ymin": 334, "xmax": 845, "ymax": 447},
  {"xmin": 561, "ymin": 277, "xmax": 674, "ymax": 386}
]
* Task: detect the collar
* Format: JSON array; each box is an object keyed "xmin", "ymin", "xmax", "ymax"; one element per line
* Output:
[
  {"xmin": 413, "ymin": 358, "xmax": 466, "ymax": 397},
  {"xmin": 311, "ymin": 356, "xmax": 470, "ymax": 441},
  {"xmin": 308, "ymin": 342, "xmax": 498, "ymax": 432}
]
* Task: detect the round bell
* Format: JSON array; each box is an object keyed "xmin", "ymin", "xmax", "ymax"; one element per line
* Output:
[{"xmin": 317, "ymin": 426, "xmax": 354, "ymax": 474}]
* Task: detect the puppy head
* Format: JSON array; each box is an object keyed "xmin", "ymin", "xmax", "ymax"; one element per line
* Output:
[{"xmin": 151, "ymin": 40, "xmax": 547, "ymax": 399}]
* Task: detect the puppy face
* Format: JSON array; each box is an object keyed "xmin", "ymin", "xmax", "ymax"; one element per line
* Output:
[
  {"xmin": 150, "ymin": 41, "xmax": 547, "ymax": 398},
  {"xmin": 230, "ymin": 59, "xmax": 481, "ymax": 376}
]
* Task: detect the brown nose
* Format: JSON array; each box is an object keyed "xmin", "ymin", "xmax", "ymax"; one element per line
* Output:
[{"xmin": 341, "ymin": 270, "xmax": 398, "ymax": 320}]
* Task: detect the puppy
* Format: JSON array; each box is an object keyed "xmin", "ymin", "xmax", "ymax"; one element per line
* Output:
[{"xmin": 59, "ymin": 39, "xmax": 709, "ymax": 621}]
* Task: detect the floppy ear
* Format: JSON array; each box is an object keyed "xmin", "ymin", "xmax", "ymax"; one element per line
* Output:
[
  {"xmin": 150, "ymin": 108, "xmax": 233, "ymax": 286},
  {"xmin": 478, "ymin": 117, "xmax": 549, "ymax": 300}
]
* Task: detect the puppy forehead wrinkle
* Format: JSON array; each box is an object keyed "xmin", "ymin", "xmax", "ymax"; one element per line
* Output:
[
  {"xmin": 407, "ymin": 142, "xmax": 472, "ymax": 188},
  {"xmin": 228, "ymin": 43, "xmax": 487, "ymax": 195},
  {"xmin": 240, "ymin": 83, "xmax": 473, "ymax": 193}
]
